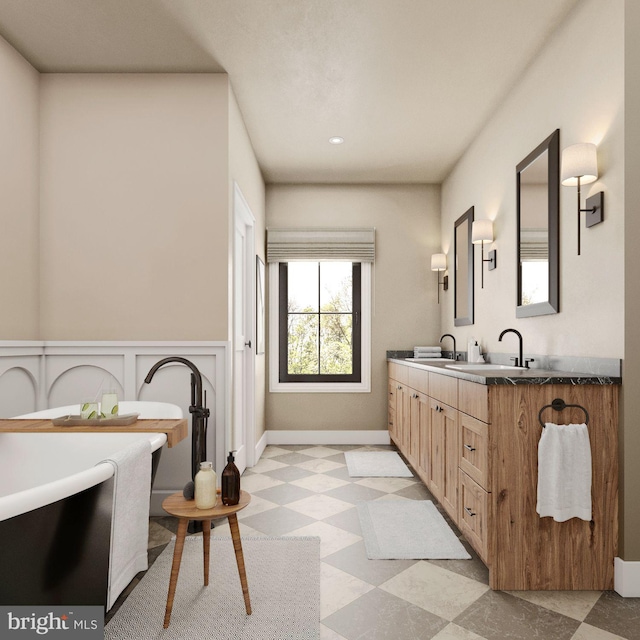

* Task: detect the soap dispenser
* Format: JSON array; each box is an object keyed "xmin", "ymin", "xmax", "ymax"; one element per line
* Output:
[{"xmin": 221, "ymin": 450, "xmax": 240, "ymax": 506}]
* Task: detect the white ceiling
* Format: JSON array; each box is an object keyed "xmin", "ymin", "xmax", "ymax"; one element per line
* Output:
[{"xmin": 0, "ymin": 0, "xmax": 579, "ymax": 184}]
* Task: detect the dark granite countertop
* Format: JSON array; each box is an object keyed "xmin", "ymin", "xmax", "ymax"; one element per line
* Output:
[{"xmin": 387, "ymin": 357, "xmax": 622, "ymax": 386}]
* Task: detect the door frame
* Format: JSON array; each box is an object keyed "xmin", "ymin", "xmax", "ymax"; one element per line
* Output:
[{"xmin": 233, "ymin": 182, "xmax": 256, "ymax": 469}]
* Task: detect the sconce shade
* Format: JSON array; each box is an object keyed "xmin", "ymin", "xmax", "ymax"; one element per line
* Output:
[
  {"xmin": 471, "ymin": 219, "xmax": 494, "ymax": 244},
  {"xmin": 431, "ymin": 253, "xmax": 447, "ymax": 271},
  {"xmin": 561, "ymin": 143, "xmax": 598, "ymax": 186}
]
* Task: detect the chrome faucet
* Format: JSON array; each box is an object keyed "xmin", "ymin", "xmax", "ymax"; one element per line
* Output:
[
  {"xmin": 498, "ymin": 328, "xmax": 527, "ymax": 368},
  {"xmin": 440, "ymin": 333, "xmax": 456, "ymax": 360},
  {"xmin": 144, "ymin": 357, "xmax": 210, "ymax": 479}
]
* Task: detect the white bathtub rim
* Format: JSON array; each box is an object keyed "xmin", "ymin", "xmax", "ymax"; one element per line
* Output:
[
  {"xmin": 0, "ymin": 464, "xmax": 113, "ymax": 523},
  {"xmin": 0, "ymin": 432, "xmax": 167, "ymax": 523}
]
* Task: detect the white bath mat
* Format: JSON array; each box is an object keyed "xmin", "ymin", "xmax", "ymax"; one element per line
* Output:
[
  {"xmin": 357, "ymin": 500, "xmax": 471, "ymax": 560},
  {"xmin": 345, "ymin": 451, "xmax": 413, "ymax": 477}
]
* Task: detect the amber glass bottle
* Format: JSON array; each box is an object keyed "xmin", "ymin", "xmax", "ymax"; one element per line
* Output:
[{"xmin": 221, "ymin": 450, "xmax": 240, "ymax": 505}]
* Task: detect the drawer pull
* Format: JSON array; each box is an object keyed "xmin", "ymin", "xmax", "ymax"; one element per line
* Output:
[
  {"xmin": 464, "ymin": 444, "xmax": 476, "ymax": 452},
  {"xmin": 464, "ymin": 506, "xmax": 476, "ymax": 517}
]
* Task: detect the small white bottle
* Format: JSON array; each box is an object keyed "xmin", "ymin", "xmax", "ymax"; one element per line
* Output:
[
  {"xmin": 467, "ymin": 337, "xmax": 476, "ymax": 362},
  {"xmin": 194, "ymin": 461, "xmax": 217, "ymax": 509}
]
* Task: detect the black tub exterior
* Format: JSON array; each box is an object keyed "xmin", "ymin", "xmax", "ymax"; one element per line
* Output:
[{"xmin": 0, "ymin": 477, "xmax": 114, "ymax": 606}]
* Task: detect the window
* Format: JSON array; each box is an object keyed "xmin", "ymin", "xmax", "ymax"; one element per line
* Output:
[
  {"xmin": 279, "ymin": 262, "xmax": 361, "ymax": 383},
  {"xmin": 267, "ymin": 227, "xmax": 373, "ymax": 393}
]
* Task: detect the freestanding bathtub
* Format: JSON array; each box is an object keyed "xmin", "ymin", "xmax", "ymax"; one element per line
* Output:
[{"xmin": 0, "ymin": 431, "xmax": 166, "ymax": 606}]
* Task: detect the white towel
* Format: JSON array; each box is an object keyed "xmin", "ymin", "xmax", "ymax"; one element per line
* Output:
[
  {"xmin": 102, "ymin": 439, "xmax": 152, "ymax": 609},
  {"xmin": 536, "ymin": 422, "xmax": 592, "ymax": 522},
  {"xmin": 414, "ymin": 346, "xmax": 441, "ymax": 353}
]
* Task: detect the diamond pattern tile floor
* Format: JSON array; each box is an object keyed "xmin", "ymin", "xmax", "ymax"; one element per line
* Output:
[{"xmin": 106, "ymin": 444, "xmax": 640, "ymax": 639}]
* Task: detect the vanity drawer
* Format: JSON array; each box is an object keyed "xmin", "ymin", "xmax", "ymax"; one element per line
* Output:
[
  {"xmin": 458, "ymin": 379, "xmax": 489, "ymax": 423},
  {"xmin": 388, "ymin": 362, "xmax": 409, "ymax": 385},
  {"xmin": 459, "ymin": 413, "xmax": 489, "ymax": 489},
  {"xmin": 429, "ymin": 372, "xmax": 457, "ymax": 407},
  {"xmin": 408, "ymin": 367, "xmax": 429, "ymax": 395},
  {"xmin": 459, "ymin": 470, "xmax": 489, "ymax": 563}
]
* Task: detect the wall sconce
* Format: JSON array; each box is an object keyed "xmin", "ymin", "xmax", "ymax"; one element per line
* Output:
[
  {"xmin": 471, "ymin": 219, "xmax": 496, "ymax": 289},
  {"xmin": 431, "ymin": 253, "xmax": 448, "ymax": 304},
  {"xmin": 561, "ymin": 142, "xmax": 604, "ymax": 256}
]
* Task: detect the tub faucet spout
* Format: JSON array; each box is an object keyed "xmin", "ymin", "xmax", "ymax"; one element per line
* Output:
[{"xmin": 144, "ymin": 357, "xmax": 210, "ymax": 479}]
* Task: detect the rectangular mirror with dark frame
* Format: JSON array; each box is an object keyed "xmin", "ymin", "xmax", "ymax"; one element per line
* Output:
[
  {"xmin": 516, "ymin": 129, "xmax": 560, "ymax": 318},
  {"xmin": 454, "ymin": 206, "xmax": 474, "ymax": 326}
]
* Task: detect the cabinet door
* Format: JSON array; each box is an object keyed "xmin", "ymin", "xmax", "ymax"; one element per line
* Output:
[
  {"xmin": 409, "ymin": 391, "xmax": 421, "ymax": 464},
  {"xmin": 388, "ymin": 381, "xmax": 397, "ymax": 442},
  {"xmin": 441, "ymin": 404, "xmax": 459, "ymax": 519},
  {"xmin": 391, "ymin": 382, "xmax": 410, "ymax": 455},
  {"xmin": 417, "ymin": 392, "xmax": 430, "ymax": 480},
  {"xmin": 400, "ymin": 384, "xmax": 411, "ymax": 453},
  {"xmin": 428, "ymin": 398, "xmax": 458, "ymax": 517},
  {"xmin": 429, "ymin": 398, "xmax": 445, "ymax": 501}
]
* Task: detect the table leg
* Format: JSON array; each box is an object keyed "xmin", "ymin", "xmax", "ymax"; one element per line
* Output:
[
  {"xmin": 164, "ymin": 518, "xmax": 189, "ymax": 629},
  {"xmin": 203, "ymin": 519, "xmax": 211, "ymax": 586},
  {"xmin": 228, "ymin": 513, "xmax": 252, "ymax": 615}
]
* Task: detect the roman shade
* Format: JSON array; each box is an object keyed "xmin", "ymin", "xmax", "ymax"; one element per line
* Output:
[
  {"xmin": 267, "ymin": 228, "xmax": 375, "ymax": 263},
  {"xmin": 520, "ymin": 228, "xmax": 548, "ymax": 261}
]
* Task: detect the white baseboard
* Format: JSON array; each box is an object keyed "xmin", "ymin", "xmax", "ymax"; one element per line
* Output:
[
  {"xmin": 254, "ymin": 430, "xmax": 268, "ymax": 463},
  {"xmin": 615, "ymin": 557, "xmax": 640, "ymax": 597},
  {"xmin": 266, "ymin": 430, "xmax": 390, "ymax": 446}
]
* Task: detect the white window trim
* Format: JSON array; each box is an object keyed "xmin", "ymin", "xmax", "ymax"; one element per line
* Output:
[{"xmin": 268, "ymin": 261, "xmax": 371, "ymax": 393}]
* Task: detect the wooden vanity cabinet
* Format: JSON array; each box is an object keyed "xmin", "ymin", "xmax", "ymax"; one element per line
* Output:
[{"xmin": 388, "ymin": 360, "xmax": 619, "ymax": 592}]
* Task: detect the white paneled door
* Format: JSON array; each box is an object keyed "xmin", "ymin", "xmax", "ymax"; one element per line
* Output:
[{"xmin": 233, "ymin": 183, "xmax": 256, "ymax": 473}]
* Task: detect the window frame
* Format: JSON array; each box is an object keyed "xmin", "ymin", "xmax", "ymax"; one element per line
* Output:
[
  {"xmin": 269, "ymin": 261, "xmax": 371, "ymax": 393},
  {"xmin": 278, "ymin": 262, "xmax": 361, "ymax": 383}
]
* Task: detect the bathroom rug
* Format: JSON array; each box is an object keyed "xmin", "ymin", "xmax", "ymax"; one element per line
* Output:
[
  {"xmin": 357, "ymin": 500, "xmax": 471, "ymax": 560},
  {"xmin": 345, "ymin": 451, "xmax": 413, "ymax": 477},
  {"xmin": 105, "ymin": 536, "xmax": 320, "ymax": 639}
]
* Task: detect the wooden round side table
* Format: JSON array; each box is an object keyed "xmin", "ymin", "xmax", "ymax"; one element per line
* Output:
[{"xmin": 161, "ymin": 489, "xmax": 252, "ymax": 628}]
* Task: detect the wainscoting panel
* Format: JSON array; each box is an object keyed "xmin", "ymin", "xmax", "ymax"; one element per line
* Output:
[
  {"xmin": 0, "ymin": 341, "xmax": 230, "ymax": 515},
  {"xmin": 0, "ymin": 343, "xmax": 42, "ymax": 418}
]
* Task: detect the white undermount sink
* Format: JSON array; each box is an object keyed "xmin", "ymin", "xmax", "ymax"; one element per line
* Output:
[{"xmin": 445, "ymin": 363, "xmax": 522, "ymax": 371}]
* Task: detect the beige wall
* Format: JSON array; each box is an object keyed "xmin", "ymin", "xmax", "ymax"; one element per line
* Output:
[
  {"xmin": 441, "ymin": 0, "xmax": 623, "ymax": 360},
  {"xmin": 228, "ymin": 86, "xmax": 267, "ymax": 439},
  {"xmin": 0, "ymin": 36, "xmax": 40, "ymax": 338},
  {"xmin": 266, "ymin": 184, "xmax": 441, "ymax": 431},
  {"xmin": 39, "ymin": 74, "xmax": 230, "ymax": 340},
  {"xmin": 623, "ymin": 0, "xmax": 640, "ymax": 561}
]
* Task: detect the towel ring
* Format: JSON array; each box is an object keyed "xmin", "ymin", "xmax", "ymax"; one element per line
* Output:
[{"xmin": 538, "ymin": 398, "xmax": 590, "ymax": 428}]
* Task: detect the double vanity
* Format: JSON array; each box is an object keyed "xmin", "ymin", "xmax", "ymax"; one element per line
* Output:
[{"xmin": 388, "ymin": 356, "xmax": 620, "ymax": 591}]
